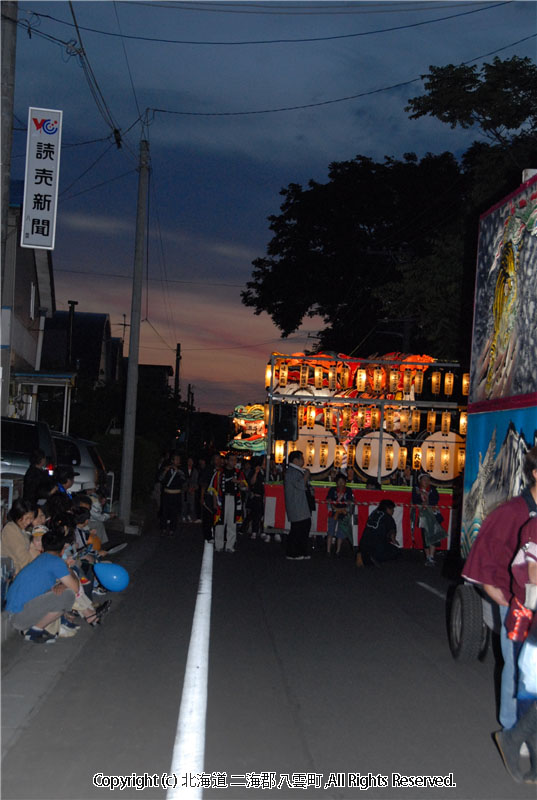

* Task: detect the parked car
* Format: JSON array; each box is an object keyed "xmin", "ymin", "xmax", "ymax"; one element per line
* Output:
[
  {"xmin": 51, "ymin": 432, "xmax": 107, "ymax": 494},
  {"xmin": 0, "ymin": 417, "xmax": 57, "ymax": 480}
]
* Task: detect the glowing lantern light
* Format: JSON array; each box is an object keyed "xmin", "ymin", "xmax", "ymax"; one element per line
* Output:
[
  {"xmin": 459, "ymin": 411, "xmax": 468, "ymax": 436},
  {"xmin": 324, "ymin": 408, "xmax": 332, "ymax": 430},
  {"xmin": 319, "ymin": 441, "xmax": 329, "ymax": 468},
  {"xmin": 356, "ymin": 369, "xmax": 367, "ymax": 392},
  {"xmin": 264, "ymin": 403, "xmax": 271, "ymax": 427},
  {"xmin": 458, "ymin": 448, "xmax": 466, "ymax": 472},
  {"xmin": 328, "ymin": 366, "xmax": 337, "ymax": 391},
  {"xmin": 362, "ymin": 442, "xmax": 372, "ymax": 469},
  {"xmin": 347, "ymin": 444, "xmax": 356, "ymax": 467},
  {"xmin": 403, "ymin": 370, "xmax": 412, "ymax": 393},
  {"xmin": 427, "ymin": 410, "xmax": 437, "ymax": 433},
  {"xmin": 274, "ymin": 441, "xmax": 285, "ymax": 464},
  {"xmin": 299, "ymin": 363, "xmax": 309, "ymax": 388},
  {"xmin": 441, "ymin": 447, "xmax": 450, "ymax": 474},
  {"xmin": 389, "ymin": 370, "xmax": 399, "ymax": 393},
  {"xmin": 385, "ymin": 442, "xmax": 394, "ymax": 471},
  {"xmin": 399, "ymin": 408, "xmax": 409, "ymax": 432},
  {"xmin": 373, "ymin": 367, "xmax": 383, "ymax": 392},
  {"xmin": 431, "ymin": 371, "xmax": 441, "ymax": 394},
  {"xmin": 411, "ymin": 409, "xmax": 421, "ymax": 432},
  {"xmin": 265, "ymin": 364, "xmax": 272, "ymax": 389},
  {"xmin": 385, "ymin": 407, "xmax": 395, "ymax": 431},
  {"xmin": 444, "ymin": 372, "xmax": 454, "ymax": 396},
  {"xmin": 414, "ymin": 371, "xmax": 424, "ymax": 394},
  {"xmin": 398, "ymin": 447, "xmax": 408, "ymax": 470},
  {"xmin": 412, "ymin": 447, "xmax": 422, "ymax": 470},
  {"xmin": 298, "ymin": 405, "xmax": 306, "ymax": 428},
  {"xmin": 441, "ymin": 412, "xmax": 451, "ymax": 434},
  {"xmin": 279, "ymin": 362, "xmax": 288, "ymax": 387},
  {"xmin": 356, "ymin": 407, "xmax": 365, "ymax": 429},
  {"xmin": 314, "ymin": 366, "xmax": 323, "ymax": 390},
  {"xmin": 334, "ymin": 444, "xmax": 345, "ymax": 469},
  {"xmin": 341, "ymin": 405, "xmax": 351, "ymax": 430},
  {"xmin": 305, "ymin": 440, "xmax": 315, "ymax": 467},
  {"xmin": 426, "ymin": 446, "xmax": 435, "ymax": 472},
  {"xmin": 306, "ymin": 406, "xmax": 316, "ymax": 429},
  {"xmin": 462, "ymin": 373, "xmax": 470, "ymax": 396},
  {"xmin": 370, "ymin": 408, "xmax": 380, "ymax": 430},
  {"xmin": 340, "ymin": 365, "xmax": 350, "ymax": 389}
]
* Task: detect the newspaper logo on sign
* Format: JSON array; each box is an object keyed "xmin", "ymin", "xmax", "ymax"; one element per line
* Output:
[{"xmin": 32, "ymin": 118, "xmax": 59, "ymax": 135}]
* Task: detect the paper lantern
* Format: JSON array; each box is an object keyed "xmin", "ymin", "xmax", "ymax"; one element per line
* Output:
[
  {"xmin": 373, "ymin": 367, "xmax": 383, "ymax": 392},
  {"xmin": 398, "ymin": 447, "xmax": 408, "ymax": 470},
  {"xmin": 403, "ymin": 370, "xmax": 412, "ymax": 393},
  {"xmin": 385, "ymin": 442, "xmax": 394, "ymax": 471},
  {"xmin": 441, "ymin": 412, "xmax": 451, "ymax": 434},
  {"xmin": 458, "ymin": 448, "xmax": 466, "ymax": 471},
  {"xmin": 362, "ymin": 441, "xmax": 372, "ymax": 469},
  {"xmin": 305, "ymin": 440, "xmax": 315, "ymax": 467},
  {"xmin": 414, "ymin": 371, "xmax": 424, "ymax": 394},
  {"xmin": 324, "ymin": 408, "xmax": 332, "ymax": 430},
  {"xmin": 274, "ymin": 441, "xmax": 285, "ymax": 464},
  {"xmin": 347, "ymin": 444, "xmax": 356, "ymax": 467},
  {"xmin": 341, "ymin": 405, "xmax": 351, "ymax": 430},
  {"xmin": 279, "ymin": 362, "xmax": 288, "ymax": 387},
  {"xmin": 389, "ymin": 370, "xmax": 399, "ymax": 393},
  {"xmin": 444, "ymin": 372, "xmax": 454, "ymax": 396},
  {"xmin": 298, "ymin": 405, "xmax": 306, "ymax": 428},
  {"xmin": 427, "ymin": 410, "xmax": 437, "ymax": 433},
  {"xmin": 385, "ymin": 407, "xmax": 395, "ymax": 431},
  {"xmin": 356, "ymin": 407, "xmax": 365, "ymax": 429},
  {"xmin": 264, "ymin": 403, "xmax": 271, "ymax": 427},
  {"xmin": 306, "ymin": 405, "xmax": 316, "ymax": 429},
  {"xmin": 370, "ymin": 408, "xmax": 380, "ymax": 430},
  {"xmin": 328, "ymin": 366, "xmax": 337, "ymax": 391},
  {"xmin": 356, "ymin": 369, "xmax": 367, "ymax": 392},
  {"xmin": 340, "ymin": 365, "xmax": 350, "ymax": 389},
  {"xmin": 265, "ymin": 364, "xmax": 272, "ymax": 390},
  {"xmin": 431, "ymin": 371, "xmax": 441, "ymax": 394},
  {"xmin": 314, "ymin": 366, "xmax": 323, "ymax": 389},
  {"xmin": 426, "ymin": 446, "xmax": 435, "ymax": 471},
  {"xmin": 319, "ymin": 441, "xmax": 329, "ymax": 468},
  {"xmin": 399, "ymin": 408, "xmax": 409, "ymax": 432},
  {"xmin": 459, "ymin": 411, "xmax": 468, "ymax": 436},
  {"xmin": 462, "ymin": 373, "xmax": 470, "ymax": 396},
  {"xmin": 334, "ymin": 444, "xmax": 345, "ymax": 469},
  {"xmin": 412, "ymin": 446, "xmax": 422, "ymax": 470},
  {"xmin": 411, "ymin": 409, "xmax": 421, "ymax": 432},
  {"xmin": 299, "ymin": 363, "xmax": 309, "ymax": 388},
  {"xmin": 441, "ymin": 447, "xmax": 450, "ymax": 474}
]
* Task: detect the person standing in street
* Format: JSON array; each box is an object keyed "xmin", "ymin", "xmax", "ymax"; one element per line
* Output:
[
  {"xmin": 284, "ymin": 450, "xmax": 313, "ymax": 561},
  {"xmin": 210, "ymin": 453, "xmax": 247, "ymax": 553},
  {"xmin": 463, "ymin": 445, "xmax": 537, "ymax": 733},
  {"xmin": 159, "ymin": 452, "xmax": 185, "ymax": 536},
  {"xmin": 182, "ymin": 457, "xmax": 199, "ymax": 522}
]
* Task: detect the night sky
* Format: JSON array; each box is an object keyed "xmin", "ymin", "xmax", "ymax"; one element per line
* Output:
[{"xmin": 10, "ymin": 0, "xmax": 537, "ymax": 413}]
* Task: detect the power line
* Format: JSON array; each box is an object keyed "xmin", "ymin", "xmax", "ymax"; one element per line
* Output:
[
  {"xmin": 59, "ymin": 168, "xmax": 137, "ymax": 203},
  {"xmin": 58, "ymin": 141, "xmax": 115, "ymax": 197},
  {"xmin": 148, "ymin": 33, "xmax": 537, "ymax": 117},
  {"xmin": 121, "ymin": 1, "xmax": 492, "ymax": 16},
  {"xmin": 54, "ymin": 268, "xmax": 245, "ymax": 288},
  {"xmin": 112, "ymin": 1, "xmax": 143, "ymax": 123},
  {"xmin": 23, "ymin": 3, "xmax": 509, "ymax": 46}
]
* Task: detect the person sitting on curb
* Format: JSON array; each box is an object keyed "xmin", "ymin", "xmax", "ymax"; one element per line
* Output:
[
  {"xmin": 1, "ymin": 499, "xmax": 42, "ymax": 576},
  {"xmin": 5, "ymin": 528, "xmax": 79, "ymax": 644}
]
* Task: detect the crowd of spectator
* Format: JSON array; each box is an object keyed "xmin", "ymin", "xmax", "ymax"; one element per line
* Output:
[{"xmin": 1, "ymin": 450, "xmax": 117, "ymax": 644}]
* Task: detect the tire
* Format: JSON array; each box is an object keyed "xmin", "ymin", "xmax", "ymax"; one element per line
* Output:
[{"xmin": 448, "ymin": 584, "xmax": 485, "ymax": 662}]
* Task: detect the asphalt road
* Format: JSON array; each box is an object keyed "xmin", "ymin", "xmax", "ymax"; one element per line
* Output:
[{"xmin": 1, "ymin": 521, "xmax": 534, "ymax": 800}]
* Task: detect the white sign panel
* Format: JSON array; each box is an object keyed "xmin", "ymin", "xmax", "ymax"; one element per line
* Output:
[{"xmin": 20, "ymin": 107, "xmax": 63, "ymax": 250}]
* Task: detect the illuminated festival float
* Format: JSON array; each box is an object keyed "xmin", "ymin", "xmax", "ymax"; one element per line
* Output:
[{"xmin": 259, "ymin": 351, "xmax": 469, "ymax": 550}]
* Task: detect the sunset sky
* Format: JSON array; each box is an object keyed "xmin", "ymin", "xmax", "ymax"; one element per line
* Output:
[{"xmin": 11, "ymin": 0, "xmax": 536, "ymax": 414}]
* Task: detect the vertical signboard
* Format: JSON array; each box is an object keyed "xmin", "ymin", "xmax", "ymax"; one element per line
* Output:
[{"xmin": 20, "ymin": 107, "xmax": 62, "ymax": 250}]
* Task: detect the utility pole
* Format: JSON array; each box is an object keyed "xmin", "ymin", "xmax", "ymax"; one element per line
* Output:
[
  {"xmin": 119, "ymin": 139, "xmax": 150, "ymax": 525},
  {"xmin": 1, "ymin": 1, "xmax": 18, "ymax": 415},
  {"xmin": 67, "ymin": 299, "xmax": 78, "ymax": 368},
  {"xmin": 174, "ymin": 343, "xmax": 181, "ymax": 400}
]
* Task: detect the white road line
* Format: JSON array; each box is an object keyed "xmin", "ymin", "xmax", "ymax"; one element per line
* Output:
[
  {"xmin": 167, "ymin": 540, "xmax": 213, "ymax": 800},
  {"xmin": 416, "ymin": 581, "xmax": 446, "ymax": 600}
]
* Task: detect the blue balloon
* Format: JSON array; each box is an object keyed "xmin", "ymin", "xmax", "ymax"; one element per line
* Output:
[{"xmin": 94, "ymin": 562, "xmax": 130, "ymax": 592}]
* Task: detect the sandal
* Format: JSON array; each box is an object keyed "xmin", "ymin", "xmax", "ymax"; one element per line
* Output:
[{"xmin": 86, "ymin": 600, "xmax": 112, "ymax": 627}]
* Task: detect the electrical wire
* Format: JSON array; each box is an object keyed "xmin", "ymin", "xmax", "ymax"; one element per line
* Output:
[
  {"xmin": 148, "ymin": 33, "xmax": 537, "ymax": 117},
  {"xmin": 54, "ymin": 268, "xmax": 245, "ymax": 287},
  {"xmin": 59, "ymin": 141, "xmax": 115, "ymax": 197},
  {"xmin": 22, "ymin": 3, "xmax": 509, "ymax": 46},
  {"xmin": 59, "ymin": 168, "xmax": 137, "ymax": 203},
  {"xmin": 112, "ymin": 1, "xmax": 143, "ymax": 124},
  {"xmin": 120, "ymin": 1, "xmax": 491, "ymax": 15}
]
